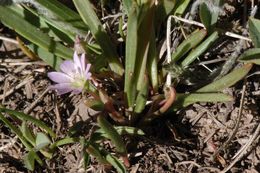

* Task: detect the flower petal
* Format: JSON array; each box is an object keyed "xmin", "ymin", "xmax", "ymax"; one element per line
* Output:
[
  {"xmin": 49, "ymin": 83, "xmax": 73, "ymax": 95},
  {"xmin": 48, "ymin": 72, "xmax": 72, "ymax": 83},
  {"xmin": 73, "ymin": 51, "xmax": 82, "ymax": 72},
  {"xmin": 85, "ymin": 63, "xmax": 91, "ymax": 73},
  {"xmin": 85, "ymin": 71, "xmax": 92, "ymax": 80},
  {"xmin": 80, "ymin": 53, "xmax": 85, "ymax": 71},
  {"xmin": 60, "ymin": 60, "xmax": 76, "ymax": 76}
]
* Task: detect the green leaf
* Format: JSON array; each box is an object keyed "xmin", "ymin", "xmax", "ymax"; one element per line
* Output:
[
  {"xmin": 239, "ymin": 48, "xmax": 260, "ymax": 65},
  {"xmin": 23, "ymin": 151, "xmax": 36, "ymax": 171},
  {"xmin": 147, "ymin": 28, "xmax": 159, "ymax": 91},
  {"xmin": 172, "ymin": 29, "xmax": 207, "ymax": 62},
  {"xmin": 96, "ymin": 126, "xmax": 145, "ymax": 137},
  {"xmin": 104, "ymin": 150, "xmax": 126, "ymax": 173},
  {"xmin": 84, "ymin": 99, "xmax": 104, "ymax": 111},
  {"xmin": 35, "ymin": 132, "xmax": 51, "ymax": 150},
  {"xmin": 0, "ymin": 5, "xmax": 74, "ymax": 60},
  {"xmin": 197, "ymin": 63, "xmax": 253, "ymax": 92},
  {"xmin": 134, "ymin": 75, "xmax": 149, "ymax": 114},
  {"xmin": 173, "ymin": 0, "xmax": 191, "ymax": 15},
  {"xmin": 86, "ymin": 144, "xmax": 108, "ymax": 164},
  {"xmin": 122, "ymin": 0, "xmax": 132, "ymax": 14},
  {"xmin": 80, "ymin": 138, "xmax": 90, "ymax": 170},
  {"xmin": 20, "ymin": 122, "xmax": 35, "ymax": 145},
  {"xmin": 28, "ymin": 44, "xmax": 63, "ymax": 70},
  {"xmin": 199, "ymin": 0, "xmax": 223, "ymax": 33},
  {"xmin": 50, "ymin": 137, "xmax": 79, "ymax": 150},
  {"xmin": 171, "ymin": 92, "xmax": 233, "ymax": 111},
  {"xmin": 249, "ymin": 17, "xmax": 260, "ymax": 48},
  {"xmin": 73, "ymin": 0, "xmax": 124, "ymax": 76},
  {"xmin": 0, "ymin": 108, "xmax": 56, "ymax": 138},
  {"xmin": 0, "ymin": 112, "xmax": 33, "ymax": 150},
  {"xmin": 124, "ymin": 4, "xmax": 139, "ymax": 107},
  {"xmin": 97, "ymin": 116, "xmax": 127, "ymax": 155},
  {"xmin": 181, "ymin": 31, "xmax": 219, "ymax": 67},
  {"xmin": 31, "ymin": 0, "xmax": 88, "ymax": 37}
]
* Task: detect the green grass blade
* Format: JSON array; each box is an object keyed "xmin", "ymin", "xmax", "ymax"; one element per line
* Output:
[
  {"xmin": 171, "ymin": 93, "xmax": 233, "ymax": 111},
  {"xmin": 103, "ymin": 150, "xmax": 126, "ymax": 173},
  {"xmin": 0, "ymin": 108, "xmax": 56, "ymax": 138},
  {"xmin": 0, "ymin": 112, "xmax": 33, "ymax": 150},
  {"xmin": 124, "ymin": 4, "xmax": 139, "ymax": 107},
  {"xmin": 97, "ymin": 116, "xmax": 126, "ymax": 155},
  {"xmin": 134, "ymin": 75, "xmax": 149, "ymax": 114},
  {"xmin": 122, "ymin": 0, "xmax": 132, "ymax": 14},
  {"xmin": 50, "ymin": 137, "xmax": 79, "ymax": 150},
  {"xmin": 25, "ymin": 0, "xmax": 88, "ymax": 38},
  {"xmin": 249, "ymin": 17, "xmax": 260, "ymax": 48},
  {"xmin": 73, "ymin": 0, "xmax": 124, "ymax": 76},
  {"xmin": 147, "ymin": 29, "xmax": 159, "ymax": 92},
  {"xmin": 172, "ymin": 29, "xmax": 207, "ymax": 62},
  {"xmin": 239, "ymin": 48, "xmax": 260, "ymax": 65},
  {"xmin": 0, "ymin": 5, "xmax": 73, "ymax": 59},
  {"xmin": 181, "ymin": 31, "xmax": 219, "ymax": 67},
  {"xmin": 173, "ymin": 0, "xmax": 191, "ymax": 15},
  {"xmin": 135, "ymin": 2, "xmax": 155, "ymax": 91},
  {"xmin": 197, "ymin": 63, "xmax": 253, "ymax": 92},
  {"xmin": 28, "ymin": 44, "xmax": 63, "ymax": 70}
]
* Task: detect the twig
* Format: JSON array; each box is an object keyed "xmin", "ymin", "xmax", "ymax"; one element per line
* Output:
[
  {"xmin": 0, "ymin": 76, "xmax": 34, "ymax": 100},
  {"xmin": 0, "ymin": 35, "xmax": 18, "ymax": 44},
  {"xmin": 213, "ymin": 81, "xmax": 246, "ymax": 158},
  {"xmin": 220, "ymin": 121, "xmax": 260, "ymax": 173},
  {"xmin": 24, "ymin": 88, "xmax": 49, "ymax": 114},
  {"xmin": 172, "ymin": 15, "xmax": 252, "ymax": 42}
]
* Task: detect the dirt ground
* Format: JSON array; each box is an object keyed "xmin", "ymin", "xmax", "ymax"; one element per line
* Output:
[{"xmin": 1, "ymin": 1, "xmax": 260, "ymax": 173}]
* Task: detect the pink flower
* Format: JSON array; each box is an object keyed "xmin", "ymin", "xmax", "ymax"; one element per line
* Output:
[{"xmin": 48, "ymin": 52, "xmax": 91, "ymax": 95}]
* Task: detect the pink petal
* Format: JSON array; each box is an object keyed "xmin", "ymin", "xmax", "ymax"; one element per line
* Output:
[
  {"xmin": 49, "ymin": 83, "xmax": 73, "ymax": 95},
  {"xmin": 72, "ymin": 89, "xmax": 82, "ymax": 94},
  {"xmin": 80, "ymin": 53, "xmax": 85, "ymax": 70},
  {"xmin": 60, "ymin": 60, "xmax": 76, "ymax": 76},
  {"xmin": 73, "ymin": 51, "xmax": 82, "ymax": 72},
  {"xmin": 48, "ymin": 72, "xmax": 72, "ymax": 83},
  {"xmin": 85, "ymin": 63, "xmax": 91, "ymax": 73},
  {"xmin": 85, "ymin": 72, "xmax": 92, "ymax": 80}
]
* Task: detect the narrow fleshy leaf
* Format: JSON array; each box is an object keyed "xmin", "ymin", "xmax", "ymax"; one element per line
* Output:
[
  {"xmin": 97, "ymin": 116, "xmax": 127, "ymax": 155},
  {"xmin": 249, "ymin": 17, "xmax": 260, "ymax": 48},
  {"xmin": 24, "ymin": 151, "xmax": 36, "ymax": 171},
  {"xmin": 0, "ymin": 112, "xmax": 33, "ymax": 150},
  {"xmin": 0, "ymin": 5, "xmax": 73, "ymax": 59},
  {"xmin": 28, "ymin": 44, "xmax": 63, "ymax": 70},
  {"xmin": 84, "ymin": 99, "xmax": 104, "ymax": 111},
  {"xmin": 104, "ymin": 150, "xmax": 126, "ymax": 173},
  {"xmin": 181, "ymin": 31, "xmax": 219, "ymax": 67},
  {"xmin": 173, "ymin": 0, "xmax": 191, "ymax": 15},
  {"xmin": 0, "ymin": 108, "xmax": 55, "ymax": 138},
  {"xmin": 96, "ymin": 126, "xmax": 145, "ymax": 138},
  {"xmin": 197, "ymin": 63, "xmax": 253, "ymax": 92},
  {"xmin": 20, "ymin": 122, "xmax": 35, "ymax": 145},
  {"xmin": 124, "ymin": 4, "xmax": 139, "ymax": 107},
  {"xmin": 50, "ymin": 137, "xmax": 79, "ymax": 150},
  {"xmin": 86, "ymin": 144, "xmax": 108, "ymax": 164},
  {"xmin": 73, "ymin": 0, "xmax": 124, "ymax": 76},
  {"xmin": 238, "ymin": 48, "xmax": 260, "ymax": 65},
  {"xmin": 134, "ymin": 75, "xmax": 149, "ymax": 114},
  {"xmin": 35, "ymin": 132, "xmax": 51, "ymax": 150},
  {"xmin": 30, "ymin": 0, "xmax": 88, "ymax": 37},
  {"xmin": 172, "ymin": 29, "xmax": 207, "ymax": 62},
  {"xmin": 147, "ymin": 26, "xmax": 159, "ymax": 91},
  {"xmin": 171, "ymin": 93, "xmax": 233, "ymax": 111},
  {"xmin": 199, "ymin": 0, "xmax": 223, "ymax": 33},
  {"xmin": 122, "ymin": 0, "xmax": 132, "ymax": 14}
]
